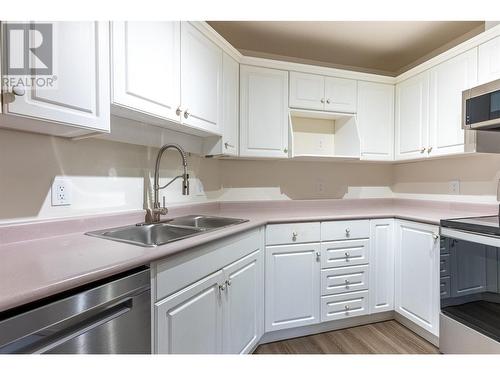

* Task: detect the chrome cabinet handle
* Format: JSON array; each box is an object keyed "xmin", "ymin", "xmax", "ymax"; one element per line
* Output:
[
  {"xmin": 345, "ymin": 279, "xmax": 350, "ymax": 286},
  {"xmin": 345, "ymin": 228, "xmax": 351, "ymax": 237},
  {"xmin": 427, "ymin": 147, "xmax": 433, "ymax": 153},
  {"xmin": 320, "ymin": 98, "xmax": 325, "ymax": 103},
  {"xmin": 420, "ymin": 147, "xmax": 426, "ymax": 153},
  {"xmin": 175, "ymin": 107, "xmax": 182, "ymax": 116},
  {"xmin": 218, "ymin": 284, "xmax": 226, "ymax": 293},
  {"xmin": 11, "ymin": 85, "xmax": 25, "ymax": 96},
  {"xmin": 316, "ymin": 251, "xmax": 321, "ymax": 261},
  {"xmin": 283, "ymin": 148, "xmax": 288, "ymax": 154},
  {"xmin": 345, "ymin": 305, "xmax": 350, "ymax": 311},
  {"xmin": 225, "ymin": 279, "xmax": 231, "ymax": 287},
  {"xmin": 224, "ymin": 142, "xmax": 235, "ymax": 149},
  {"xmin": 292, "ymin": 231, "xmax": 298, "ymax": 241},
  {"xmin": 183, "ymin": 110, "xmax": 190, "ymax": 119},
  {"xmin": 432, "ymin": 234, "xmax": 439, "ymax": 240},
  {"xmin": 326, "ymin": 98, "xmax": 331, "ymax": 104}
]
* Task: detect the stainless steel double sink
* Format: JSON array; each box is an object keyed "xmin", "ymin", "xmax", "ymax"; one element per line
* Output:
[{"xmin": 86, "ymin": 215, "xmax": 248, "ymax": 247}]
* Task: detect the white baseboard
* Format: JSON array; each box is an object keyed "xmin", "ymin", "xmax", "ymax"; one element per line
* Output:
[{"xmin": 394, "ymin": 312, "xmax": 439, "ymax": 347}]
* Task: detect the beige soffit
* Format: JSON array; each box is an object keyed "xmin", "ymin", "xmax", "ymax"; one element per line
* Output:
[{"xmin": 208, "ymin": 21, "xmax": 485, "ymax": 76}]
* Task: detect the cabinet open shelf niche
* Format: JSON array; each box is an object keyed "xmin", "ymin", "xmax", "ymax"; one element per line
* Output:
[{"xmin": 289, "ymin": 109, "xmax": 360, "ymax": 160}]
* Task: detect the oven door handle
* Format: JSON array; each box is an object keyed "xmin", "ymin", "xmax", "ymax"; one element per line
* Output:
[{"xmin": 441, "ymin": 227, "xmax": 500, "ymax": 248}]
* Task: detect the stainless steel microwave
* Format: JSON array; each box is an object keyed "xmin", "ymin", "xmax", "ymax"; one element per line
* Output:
[{"xmin": 463, "ymin": 78, "xmax": 500, "ymax": 130}]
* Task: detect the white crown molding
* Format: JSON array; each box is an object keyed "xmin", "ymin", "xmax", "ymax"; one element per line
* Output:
[{"xmin": 189, "ymin": 21, "xmax": 242, "ymax": 62}]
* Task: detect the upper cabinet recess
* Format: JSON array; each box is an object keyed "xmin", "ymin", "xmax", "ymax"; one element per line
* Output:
[
  {"xmin": 0, "ymin": 22, "xmax": 110, "ymax": 137},
  {"xmin": 240, "ymin": 65, "xmax": 289, "ymax": 158},
  {"xmin": 111, "ymin": 21, "xmax": 222, "ymax": 137},
  {"xmin": 289, "ymin": 72, "xmax": 357, "ymax": 113}
]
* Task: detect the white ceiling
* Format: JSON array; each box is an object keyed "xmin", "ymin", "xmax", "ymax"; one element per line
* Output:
[{"xmin": 208, "ymin": 21, "xmax": 485, "ymax": 76}]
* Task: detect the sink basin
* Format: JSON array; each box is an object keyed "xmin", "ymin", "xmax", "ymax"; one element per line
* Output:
[
  {"xmin": 86, "ymin": 215, "xmax": 248, "ymax": 247},
  {"xmin": 168, "ymin": 215, "xmax": 248, "ymax": 229},
  {"xmin": 87, "ymin": 223, "xmax": 203, "ymax": 247}
]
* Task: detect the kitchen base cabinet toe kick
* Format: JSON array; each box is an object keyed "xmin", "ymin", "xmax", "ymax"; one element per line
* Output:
[{"xmin": 151, "ymin": 218, "xmax": 441, "ymax": 353}]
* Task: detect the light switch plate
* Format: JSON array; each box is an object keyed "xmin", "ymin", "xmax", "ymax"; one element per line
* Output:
[
  {"xmin": 51, "ymin": 177, "xmax": 72, "ymax": 206},
  {"xmin": 449, "ymin": 180, "xmax": 460, "ymax": 195}
]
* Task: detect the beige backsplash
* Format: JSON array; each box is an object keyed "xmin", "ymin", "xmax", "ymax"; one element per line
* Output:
[{"xmin": 2, "ymin": 127, "xmax": 500, "ymax": 223}]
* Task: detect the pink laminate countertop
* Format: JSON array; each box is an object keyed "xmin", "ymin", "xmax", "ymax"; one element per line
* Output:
[{"xmin": 0, "ymin": 198, "xmax": 497, "ymax": 313}]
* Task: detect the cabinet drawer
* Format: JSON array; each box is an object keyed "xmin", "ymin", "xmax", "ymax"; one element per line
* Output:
[
  {"xmin": 321, "ymin": 290, "xmax": 369, "ymax": 322},
  {"xmin": 321, "ymin": 220, "xmax": 370, "ymax": 241},
  {"xmin": 321, "ymin": 239, "xmax": 369, "ymax": 268},
  {"xmin": 440, "ymin": 276, "xmax": 451, "ymax": 298},
  {"xmin": 321, "ymin": 265, "xmax": 369, "ymax": 296},
  {"xmin": 266, "ymin": 222, "xmax": 320, "ymax": 245},
  {"xmin": 440, "ymin": 254, "xmax": 450, "ymax": 277}
]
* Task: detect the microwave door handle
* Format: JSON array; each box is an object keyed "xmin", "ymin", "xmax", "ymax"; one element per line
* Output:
[{"xmin": 33, "ymin": 299, "xmax": 133, "ymax": 354}]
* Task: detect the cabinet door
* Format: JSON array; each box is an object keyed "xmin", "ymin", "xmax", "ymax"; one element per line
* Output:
[
  {"xmin": 357, "ymin": 82, "xmax": 395, "ymax": 161},
  {"xmin": 221, "ymin": 52, "xmax": 239, "ymax": 155},
  {"xmin": 240, "ymin": 65, "xmax": 289, "ymax": 158},
  {"xmin": 370, "ymin": 219, "xmax": 395, "ymax": 313},
  {"xmin": 265, "ymin": 243, "xmax": 320, "ymax": 331},
  {"xmin": 478, "ymin": 36, "xmax": 500, "ymax": 85},
  {"xmin": 111, "ymin": 21, "xmax": 180, "ymax": 122},
  {"xmin": 180, "ymin": 22, "xmax": 222, "ymax": 135},
  {"xmin": 324, "ymin": 77, "xmax": 357, "ymax": 113},
  {"xmin": 429, "ymin": 49, "xmax": 477, "ymax": 157},
  {"xmin": 289, "ymin": 72, "xmax": 325, "ymax": 110},
  {"xmin": 2, "ymin": 22, "xmax": 110, "ymax": 132},
  {"xmin": 395, "ymin": 221, "xmax": 440, "ymax": 336},
  {"xmin": 222, "ymin": 249, "xmax": 264, "ymax": 354},
  {"xmin": 155, "ymin": 270, "xmax": 224, "ymax": 354},
  {"xmin": 395, "ymin": 72, "xmax": 430, "ymax": 160}
]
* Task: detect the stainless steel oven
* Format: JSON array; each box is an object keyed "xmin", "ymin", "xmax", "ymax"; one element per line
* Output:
[
  {"xmin": 439, "ymin": 216, "xmax": 500, "ymax": 353},
  {"xmin": 463, "ymin": 78, "xmax": 500, "ymax": 130},
  {"xmin": 0, "ymin": 267, "xmax": 151, "ymax": 354}
]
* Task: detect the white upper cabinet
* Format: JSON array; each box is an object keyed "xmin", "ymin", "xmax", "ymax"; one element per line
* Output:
[
  {"xmin": 289, "ymin": 72, "xmax": 357, "ymax": 113},
  {"xmin": 395, "ymin": 71, "xmax": 430, "ymax": 160},
  {"xmin": 1, "ymin": 22, "xmax": 110, "ymax": 136},
  {"xmin": 429, "ymin": 49, "xmax": 477, "ymax": 157},
  {"xmin": 111, "ymin": 21, "xmax": 180, "ymax": 123},
  {"xmin": 180, "ymin": 22, "xmax": 222, "ymax": 135},
  {"xmin": 240, "ymin": 65, "xmax": 289, "ymax": 158},
  {"xmin": 357, "ymin": 81, "xmax": 395, "ymax": 161},
  {"xmin": 395, "ymin": 220, "xmax": 440, "ymax": 337},
  {"xmin": 204, "ymin": 52, "xmax": 239, "ymax": 156},
  {"xmin": 478, "ymin": 36, "xmax": 500, "ymax": 85},
  {"xmin": 324, "ymin": 76, "xmax": 357, "ymax": 113},
  {"xmin": 289, "ymin": 72, "xmax": 325, "ymax": 110}
]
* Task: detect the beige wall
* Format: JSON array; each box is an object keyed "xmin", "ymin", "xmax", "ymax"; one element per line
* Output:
[
  {"xmin": 0, "ymin": 129, "xmax": 221, "ymax": 223},
  {"xmin": 392, "ymin": 154, "xmax": 500, "ymax": 202},
  {"xmin": 3, "ymin": 128, "xmax": 500, "ymax": 224}
]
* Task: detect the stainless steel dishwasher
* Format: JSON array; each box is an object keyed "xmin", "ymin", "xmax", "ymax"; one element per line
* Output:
[{"xmin": 0, "ymin": 267, "xmax": 151, "ymax": 354}]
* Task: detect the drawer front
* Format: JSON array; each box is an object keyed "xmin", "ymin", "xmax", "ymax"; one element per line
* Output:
[
  {"xmin": 266, "ymin": 222, "xmax": 320, "ymax": 245},
  {"xmin": 440, "ymin": 276, "xmax": 451, "ymax": 298},
  {"xmin": 321, "ymin": 265, "xmax": 369, "ymax": 296},
  {"xmin": 321, "ymin": 239, "xmax": 369, "ymax": 268},
  {"xmin": 440, "ymin": 254, "xmax": 450, "ymax": 277},
  {"xmin": 321, "ymin": 220, "xmax": 370, "ymax": 241},
  {"xmin": 321, "ymin": 290, "xmax": 369, "ymax": 322}
]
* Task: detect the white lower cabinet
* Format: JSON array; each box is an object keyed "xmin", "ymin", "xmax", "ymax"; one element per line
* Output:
[
  {"xmin": 155, "ymin": 270, "xmax": 224, "ymax": 354},
  {"xmin": 369, "ymin": 219, "xmax": 395, "ymax": 313},
  {"xmin": 395, "ymin": 220, "xmax": 440, "ymax": 336},
  {"xmin": 321, "ymin": 290, "xmax": 370, "ymax": 322},
  {"xmin": 153, "ymin": 229, "xmax": 264, "ymax": 354},
  {"xmin": 265, "ymin": 242, "xmax": 321, "ymax": 331},
  {"xmin": 222, "ymin": 250, "xmax": 263, "ymax": 354}
]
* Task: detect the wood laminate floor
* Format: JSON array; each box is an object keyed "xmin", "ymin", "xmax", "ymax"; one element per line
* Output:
[{"xmin": 254, "ymin": 320, "xmax": 439, "ymax": 354}]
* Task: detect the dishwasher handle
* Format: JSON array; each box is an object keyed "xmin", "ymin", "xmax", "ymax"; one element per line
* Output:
[{"xmin": 34, "ymin": 298, "xmax": 133, "ymax": 354}]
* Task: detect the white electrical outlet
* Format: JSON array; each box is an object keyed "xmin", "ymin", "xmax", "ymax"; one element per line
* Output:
[
  {"xmin": 449, "ymin": 180, "xmax": 460, "ymax": 195},
  {"xmin": 51, "ymin": 177, "xmax": 72, "ymax": 206}
]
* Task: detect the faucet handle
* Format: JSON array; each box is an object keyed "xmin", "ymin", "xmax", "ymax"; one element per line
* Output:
[{"xmin": 163, "ymin": 196, "xmax": 166, "ymax": 209}]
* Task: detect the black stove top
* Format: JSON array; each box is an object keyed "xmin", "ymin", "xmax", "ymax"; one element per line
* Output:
[{"xmin": 441, "ymin": 215, "xmax": 500, "ymax": 236}]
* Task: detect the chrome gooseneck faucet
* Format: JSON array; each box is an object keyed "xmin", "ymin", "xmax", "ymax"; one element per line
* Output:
[{"xmin": 145, "ymin": 144, "xmax": 189, "ymax": 224}]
